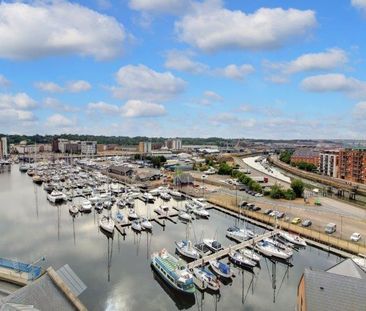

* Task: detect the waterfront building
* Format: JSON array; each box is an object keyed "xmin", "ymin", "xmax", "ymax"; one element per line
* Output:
[
  {"xmin": 0, "ymin": 137, "xmax": 8, "ymax": 158},
  {"xmin": 291, "ymin": 149, "xmax": 320, "ymax": 167},
  {"xmin": 81, "ymin": 141, "xmax": 97, "ymax": 155},
  {"xmin": 338, "ymin": 148, "xmax": 366, "ymax": 184},
  {"xmin": 297, "ymin": 259, "xmax": 366, "ymax": 311},
  {"xmin": 52, "ymin": 137, "xmax": 59, "ymax": 152},
  {"xmin": 319, "ymin": 150, "xmax": 339, "ymax": 177},
  {"xmin": 165, "ymin": 139, "xmax": 182, "ymax": 150},
  {"xmin": 138, "ymin": 141, "xmax": 152, "ymax": 154}
]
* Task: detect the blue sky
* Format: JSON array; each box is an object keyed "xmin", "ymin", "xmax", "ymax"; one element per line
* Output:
[{"xmin": 0, "ymin": 0, "xmax": 366, "ymax": 139}]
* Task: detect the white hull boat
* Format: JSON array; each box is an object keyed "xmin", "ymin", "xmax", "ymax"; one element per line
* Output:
[
  {"xmin": 141, "ymin": 218, "xmax": 153, "ymax": 230},
  {"xmin": 193, "ymin": 267, "xmax": 220, "ymax": 292},
  {"xmin": 99, "ymin": 216, "xmax": 115, "ymax": 234},
  {"xmin": 131, "ymin": 220, "xmax": 142, "ymax": 232},
  {"xmin": 226, "ymin": 226, "xmax": 254, "ymax": 241},
  {"xmin": 178, "ymin": 211, "xmax": 192, "ymax": 222},
  {"xmin": 175, "ymin": 240, "xmax": 200, "ymax": 260},
  {"xmin": 240, "ymin": 248, "xmax": 261, "ymax": 262},
  {"xmin": 255, "ymin": 240, "xmax": 292, "ymax": 260},
  {"xmin": 229, "ymin": 251, "xmax": 256, "ymax": 269},
  {"xmin": 47, "ymin": 191, "xmax": 66, "ymax": 203},
  {"xmin": 203, "ymin": 239, "xmax": 223, "ymax": 253},
  {"xmin": 209, "ymin": 260, "xmax": 232, "ymax": 278},
  {"xmin": 279, "ymin": 231, "xmax": 307, "ymax": 247}
]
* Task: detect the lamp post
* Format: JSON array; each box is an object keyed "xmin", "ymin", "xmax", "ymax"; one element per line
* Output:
[{"xmin": 201, "ymin": 175, "xmax": 207, "ymax": 198}]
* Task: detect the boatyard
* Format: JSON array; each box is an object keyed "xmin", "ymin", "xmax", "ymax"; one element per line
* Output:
[{"xmin": 0, "ymin": 160, "xmax": 351, "ymax": 310}]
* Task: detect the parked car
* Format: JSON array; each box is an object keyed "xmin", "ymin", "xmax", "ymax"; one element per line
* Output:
[
  {"xmin": 350, "ymin": 232, "xmax": 362, "ymax": 242},
  {"xmin": 291, "ymin": 217, "xmax": 301, "ymax": 225},
  {"xmin": 252, "ymin": 206, "xmax": 261, "ymax": 212},
  {"xmin": 239, "ymin": 201, "xmax": 248, "ymax": 207},
  {"xmin": 301, "ymin": 220, "xmax": 312, "ymax": 227},
  {"xmin": 325, "ymin": 223, "xmax": 337, "ymax": 234},
  {"xmin": 264, "ymin": 209, "xmax": 273, "ymax": 215},
  {"xmin": 255, "ymin": 193, "xmax": 263, "ymax": 197}
]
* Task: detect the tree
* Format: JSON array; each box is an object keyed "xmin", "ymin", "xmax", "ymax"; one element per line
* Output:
[
  {"xmin": 279, "ymin": 150, "xmax": 293, "ymax": 164},
  {"xmin": 270, "ymin": 184, "xmax": 284, "ymax": 199},
  {"xmin": 218, "ymin": 162, "xmax": 233, "ymax": 175},
  {"xmin": 291, "ymin": 179, "xmax": 304, "ymax": 198},
  {"xmin": 284, "ymin": 189, "xmax": 296, "ymax": 200}
]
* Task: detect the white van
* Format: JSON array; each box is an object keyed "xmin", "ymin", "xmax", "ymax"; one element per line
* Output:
[{"xmin": 325, "ymin": 223, "xmax": 337, "ymax": 234}]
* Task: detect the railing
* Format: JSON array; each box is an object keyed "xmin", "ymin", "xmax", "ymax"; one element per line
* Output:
[{"xmin": 0, "ymin": 258, "xmax": 42, "ymax": 280}]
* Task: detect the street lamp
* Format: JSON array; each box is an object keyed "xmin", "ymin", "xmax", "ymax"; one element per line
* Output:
[{"xmin": 201, "ymin": 174, "xmax": 207, "ymax": 198}]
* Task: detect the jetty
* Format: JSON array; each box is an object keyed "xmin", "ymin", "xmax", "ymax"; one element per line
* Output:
[{"xmin": 187, "ymin": 229, "xmax": 279, "ymax": 269}]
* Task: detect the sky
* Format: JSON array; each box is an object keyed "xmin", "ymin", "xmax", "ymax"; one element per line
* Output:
[{"xmin": 0, "ymin": 0, "xmax": 366, "ymax": 139}]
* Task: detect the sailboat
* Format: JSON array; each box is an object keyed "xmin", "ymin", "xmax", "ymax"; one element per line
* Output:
[
  {"xmin": 175, "ymin": 222, "xmax": 199, "ymax": 260},
  {"xmin": 99, "ymin": 216, "xmax": 115, "ymax": 234}
]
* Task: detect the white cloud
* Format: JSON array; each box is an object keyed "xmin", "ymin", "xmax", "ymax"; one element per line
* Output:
[
  {"xmin": 112, "ymin": 64, "xmax": 186, "ymax": 102},
  {"xmin": 0, "ymin": 1, "xmax": 125, "ymax": 60},
  {"xmin": 87, "ymin": 101, "xmax": 119, "ymax": 114},
  {"xmin": 164, "ymin": 50, "xmax": 208, "ymax": 74},
  {"xmin": 35, "ymin": 82, "xmax": 63, "ymax": 93},
  {"xmin": 0, "ymin": 93, "xmax": 37, "ymax": 109},
  {"xmin": 204, "ymin": 91, "xmax": 223, "ymax": 102},
  {"xmin": 175, "ymin": 2, "xmax": 316, "ymax": 52},
  {"xmin": 43, "ymin": 97, "xmax": 79, "ymax": 112},
  {"xmin": 264, "ymin": 48, "xmax": 348, "ymax": 83},
  {"xmin": 36, "ymin": 80, "xmax": 91, "ymax": 93},
  {"xmin": 164, "ymin": 50, "xmax": 254, "ymax": 80},
  {"xmin": 210, "ymin": 112, "xmax": 256, "ymax": 128},
  {"xmin": 353, "ymin": 102, "xmax": 366, "ymax": 119},
  {"xmin": 67, "ymin": 80, "xmax": 91, "ymax": 93},
  {"xmin": 0, "ymin": 74, "xmax": 10, "ymax": 87},
  {"xmin": 301, "ymin": 73, "xmax": 366, "ymax": 99},
  {"xmin": 120, "ymin": 100, "xmax": 166, "ymax": 117},
  {"xmin": 129, "ymin": 0, "xmax": 192, "ymax": 14},
  {"xmin": 97, "ymin": 0, "xmax": 112, "ymax": 10},
  {"xmin": 46, "ymin": 113, "xmax": 73, "ymax": 127},
  {"xmin": 216, "ymin": 64, "xmax": 255, "ymax": 80},
  {"xmin": 352, "ymin": 0, "xmax": 366, "ymax": 10}
]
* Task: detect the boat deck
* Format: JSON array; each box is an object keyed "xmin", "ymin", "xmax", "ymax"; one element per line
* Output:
[{"xmin": 187, "ymin": 230, "xmax": 280, "ymax": 269}]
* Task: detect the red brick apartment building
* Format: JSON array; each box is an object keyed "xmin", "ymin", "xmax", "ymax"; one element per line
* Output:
[
  {"xmin": 338, "ymin": 148, "xmax": 366, "ymax": 184},
  {"xmin": 291, "ymin": 149, "xmax": 320, "ymax": 167}
]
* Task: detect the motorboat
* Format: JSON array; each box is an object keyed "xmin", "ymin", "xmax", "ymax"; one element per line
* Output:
[
  {"xmin": 149, "ymin": 188, "xmax": 161, "ymax": 197},
  {"xmin": 103, "ymin": 201, "xmax": 113, "ymax": 210},
  {"xmin": 209, "ymin": 260, "xmax": 232, "ymax": 278},
  {"xmin": 226, "ymin": 226, "xmax": 254, "ymax": 241},
  {"xmin": 170, "ymin": 190, "xmax": 183, "ymax": 200},
  {"xmin": 151, "ymin": 249, "xmax": 195, "ymax": 294},
  {"xmin": 160, "ymin": 192, "xmax": 171, "ymax": 201},
  {"xmin": 47, "ymin": 191, "xmax": 66, "ymax": 203},
  {"xmin": 79, "ymin": 199, "xmax": 92, "ymax": 213},
  {"xmin": 255, "ymin": 240, "xmax": 292, "ymax": 260},
  {"xmin": 278, "ymin": 231, "xmax": 307, "ymax": 247},
  {"xmin": 69, "ymin": 205, "xmax": 78, "ymax": 215},
  {"xmin": 185, "ymin": 202, "xmax": 196, "ymax": 211},
  {"xmin": 142, "ymin": 192, "xmax": 155, "ymax": 203},
  {"xmin": 229, "ymin": 251, "xmax": 256, "ymax": 269},
  {"xmin": 99, "ymin": 216, "xmax": 115, "ymax": 234},
  {"xmin": 131, "ymin": 220, "xmax": 142, "ymax": 232},
  {"xmin": 192, "ymin": 207, "xmax": 210, "ymax": 218},
  {"xmin": 128, "ymin": 209, "xmax": 139, "ymax": 220},
  {"xmin": 193, "ymin": 267, "xmax": 220, "ymax": 292},
  {"xmin": 43, "ymin": 183, "xmax": 54, "ymax": 192},
  {"xmin": 141, "ymin": 217, "xmax": 153, "ymax": 230},
  {"xmin": 117, "ymin": 200, "xmax": 127, "ymax": 209},
  {"xmin": 19, "ymin": 163, "xmax": 29, "ymax": 172},
  {"xmin": 115, "ymin": 211, "xmax": 124, "ymax": 223},
  {"xmin": 175, "ymin": 240, "xmax": 200, "ymax": 260},
  {"xmin": 203, "ymin": 239, "xmax": 223, "ymax": 253},
  {"xmin": 178, "ymin": 211, "xmax": 192, "ymax": 222},
  {"xmin": 95, "ymin": 202, "xmax": 103, "ymax": 212},
  {"xmin": 193, "ymin": 242, "xmax": 211, "ymax": 257},
  {"xmin": 32, "ymin": 175, "xmax": 43, "ymax": 185},
  {"xmin": 240, "ymin": 248, "xmax": 261, "ymax": 262},
  {"xmin": 266, "ymin": 238, "xmax": 294, "ymax": 254}
]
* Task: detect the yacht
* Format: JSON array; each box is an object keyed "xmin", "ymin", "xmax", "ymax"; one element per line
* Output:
[
  {"xmin": 19, "ymin": 163, "xmax": 29, "ymax": 172},
  {"xmin": 151, "ymin": 249, "xmax": 195, "ymax": 294},
  {"xmin": 131, "ymin": 220, "xmax": 142, "ymax": 232},
  {"xmin": 240, "ymin": 248, "xmax": 261, "ymax": 262},
  {"xmin": 142, "ymin": 192, "xmax": 155, "ymax": 203},
  {"xmin": 209, "ymin": 260, "xmax": 232, "ymax": 279},
  {"xmin": 226, "ymin": 226, "xmax": 254, "ymax": 241},
  {"xmin": 141, "ymin": 218, "xmax": 153, "ymax": 230},
  {"xmin": 95, "ymin": 202, "xmax": 103, "ymax": 212},
  {"xmin": 193, "ymin": 267, "xmax": 220, "ymax": 292},
  {"xmin": 69, "ymin": 205, "xmax": 79, "ymax": 215},
  {"xmin": 170, "ymin": 190, "xmax": 183, "ymax": 200},
  {"xmin": 229, "ymin": 251, "xmax": 256, "ymax": 269},
  {"xmin": 47, "ymin": 191, "xmax": 66, "ymax": 203},
  {"xmin": 278, "ymin": 231, "xmax": 307, "ymax": 247},
  {"xmin": 203, "ymin": 239, "xmax": 223, "ymax": 253},
  {"xmin": 79, "ymin": 199, "xmax": 92, "ymax": 213},
  {"xmin": 160, "ymin": 192, "xmax": 171, "ymax": 201},
  {"xmin": 178, "ymin": 211, "xmax": 192, "ymax": 222},
  {"xmin": 32, "ymin": 175, "xmax": 43, "ymax": 185},
  {"xmin": 99, "ymin": 216, "xmax": 115, "ymax": 234},
  {"xmin": 255, "ymin": 240, "xmax": 292, "ymax": 260},
  {"xmin": 128, "ymin": 209, "xmax": 139, "ymax": 220},
  {"xmin": 192, "ymin": 207, "xmax": 210, "ymax": 218},
  {"xmin": 175, "ymin": 240, "xmax": 200, "ymax": 260}
]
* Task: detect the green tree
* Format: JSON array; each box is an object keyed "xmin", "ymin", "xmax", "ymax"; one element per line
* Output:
[
  {"xmin": 270, "ymin": 184, "xmax": 284, "ymax": 199},
  {"xmin": 284, "ymin": 189, "xmax": 296, "ymax": 200},
  {"xmin": 279, "ymin": 150, "xmax": 294, "ymax": 164},
  {"xmin": 218, "ymin": 162, "xmax": 233, "ymax": 175},
  {"xmin": 291, "ymin": 179, "xmax": 304, "ymax": 198}
]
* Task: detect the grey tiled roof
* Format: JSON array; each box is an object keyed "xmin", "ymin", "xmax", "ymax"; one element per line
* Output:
[
  {"xmin": 292, "ymin": 149, "xmax": 319, "ymax": 158},
  {"xmin": 326, "ymin": 258, "xmax": 366, "ymax": 279},
  {"xmin": 304, "ymin": 268, "xmax": 366, "ymax": 311}
]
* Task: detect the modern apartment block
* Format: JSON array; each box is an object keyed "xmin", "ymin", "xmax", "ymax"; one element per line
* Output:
[
  {"xmin": 81, "ymin": 141, "xmax": 97, "ymax": 155},
  {"xmin": 165, "ymin": 139, "xmax": 182, "ymax": 150},
  {"xmin": 138, "ymin": 141, "xmax": 152, "ymax": 154},
  {"xmin": 338, "ymin": 148, "xmax": 366, "ymax": 184},
  {"xmin": 319, "ymin": 151, "xmax": 339, "ymax": 178}
]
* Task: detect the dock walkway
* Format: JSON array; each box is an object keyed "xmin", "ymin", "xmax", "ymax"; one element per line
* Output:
[{"xmin": 187, "ymin": 229, "xmax": 279, "ymax": 269}]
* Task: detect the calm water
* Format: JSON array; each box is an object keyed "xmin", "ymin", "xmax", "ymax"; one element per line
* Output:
[{"xmin": 0, "ymin": 167, "xmax": 342, "ymax": 311}]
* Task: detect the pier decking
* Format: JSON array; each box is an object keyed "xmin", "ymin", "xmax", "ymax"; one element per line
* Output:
[{"xmin": 187, "ymin": 229, "xmax": 280, "ymax": 269}]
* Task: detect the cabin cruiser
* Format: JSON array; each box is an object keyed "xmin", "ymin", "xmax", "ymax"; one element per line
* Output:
[
  {"xmin": 141, "ymin": 217, "xmax": 153, "ymax": 230},
  {"xmin": 69, "ymin": 205, "xmax": 78, "ymax": 215},
  {"xmin": 193, "ymin": 267, "xmax": 220, "ymax": 292},
  {"xmin": 95, "ymin": 202, "xmax": 103, "ymax": 212},
  {"xmin": 47, "ymin": 191, "xmax": 67, "ymax": 203},
  {"xmin": 99, "ymin": 216, "xmax": 115, "ymax": 234},
  {"xmin": 131, "ymin": 220, "xmax": 142, "ymax": 232},
  {"xmin": 255, "ymin": 240, "xmax": 292, "ymax": 260},
  {"xmin": 155, "ymin": 205, "xmax": 169, "ymax": 215},
  {"xmin": 209, "ymin": 260, "xmax": 232, "ymax": 279},
  {"xmin": 175, "ymin": 240, "xmax": 200, "ymax": 260},
  {"xmin": 229, "ymin": 251, "xmax": 256, "ymax": 269},
  {"xmin": 142, "ymin": 192, "xmax": 155, "ymax": 203},
  {"xmin": 79, "ymin": 199, "xmax": 92, "ymax": 213},
  {"xmin": 32, "ymin": 175, "xmax": 43, "ymax": 185},
  {"xmin": 192, "ymin": 207, "xmax": 210, "ymax": 218},
  {"xmin": 178, "ymin": 211, "xmax": 192, "ymax": 222},
  {"xmin": 103, "ymin": 201, "xmax": 113, "ymax": 210},
  {"xmin": 43, "ymin": 183, "xmax": 54, "ymax": 193},
  {"xmin": 226, "ymin": 226, "xmax": 254, "ymax": 241},
  {"xmin": 160, "ymin": 192, "xmax": 171, "ymax": 201},
  {"xmin": 278, "ymin": 231, "xmax": 307, "ymax": 247},
  {"xmin": 19, "ymin": 163, "xmax": 29, "ymax": 172},
  {"xmin": 203, "ymin": 239, "xmax": 223, "ymax": 253},
  {"xmin": 128, "ymin": 209, "xmax": 139, "ymax": 220}
]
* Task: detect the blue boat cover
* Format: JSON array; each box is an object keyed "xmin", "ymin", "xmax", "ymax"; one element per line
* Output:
[{"xmin": 218, "ymin": 262, "xmax": 230, "ymax": 274}]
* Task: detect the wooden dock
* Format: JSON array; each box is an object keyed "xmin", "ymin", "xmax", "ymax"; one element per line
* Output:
[{"xmin": 187, "ymin": 229, "xmax": 279, "ymax": 269}]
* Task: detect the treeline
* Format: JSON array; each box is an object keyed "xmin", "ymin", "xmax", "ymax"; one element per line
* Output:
[{"xmin": 0, "ymin": 134, "xmax": 235, "ymax": 146}]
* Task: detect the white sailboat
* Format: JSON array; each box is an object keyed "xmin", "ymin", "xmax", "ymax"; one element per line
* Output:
[{"xmin": 99, "ymin": 216, "xmax": 115, "ymax": 234}]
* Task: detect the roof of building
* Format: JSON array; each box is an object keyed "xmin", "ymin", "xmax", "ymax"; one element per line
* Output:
[
  {"xmin": 174, "ymin": 173, "xmax": 194, "ymax": 184},
  {"xmin": 292, "ymin": 149, "xmax": 319, "ymax": 158},
  {"xmin": 303, "ymin": 259, "xmax": 366, "ymax": 311},
  {"xmin": 109, "ymin": 165, "xmax": 134, "ymax": 174},
  {"xmin": 0, "ymin": 266, "xmax": 87, "ymax": 311}
]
